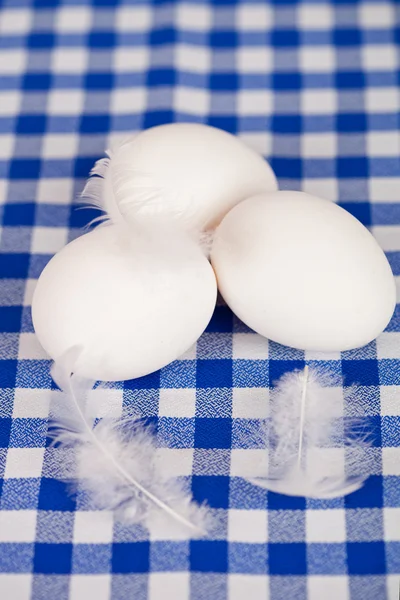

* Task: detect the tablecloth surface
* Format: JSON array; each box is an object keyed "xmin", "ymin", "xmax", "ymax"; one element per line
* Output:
[{"xmin": 0, "ymin": 1, "xmax": 399, "ymax": 599}]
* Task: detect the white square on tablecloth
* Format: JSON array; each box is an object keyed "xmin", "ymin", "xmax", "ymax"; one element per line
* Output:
[
  {"xmin": 367, "ymin": 133, "xmax": 400, "ymax": 158},
  {"xmin": 237, "ymin": 48, "xmax": 273, "ymax": 73},
  {"xmin": 176, "ymin": 5, "xmax": 211, "ymax": 29},
  {"xmin": 0, "ymin": 575, "xmax": 32, "ymax": 600},
  {"xmin": 298, "ymin": 5, "xmax": 333, "ymax": 29},
  {"xmin": 0, "ymin": 92, "xmax": 21, "ymax": 116},
  {"xmin": 228, "ymin": 574, "xmax": 269, "ymax": 600},
  {"xmin": 0, "ymin": 9, "xmax": 32, "ymax": 34},
  {"xmin": 113, "ymin": 48, "xmax": 149, "ymax": 72},
  {"xmin": 0, "ymin": 135, "xmax": 14, "ymax": 160},
  {"xmin": 42, "ymin": 134, "xmax": 79, "ymax": 159},
  {"xmin": 302, "ymin": 133, "xmax": 337, "ymax": 158},
  {"xmin": 384, "ymin": 508, "xmax": 400, "ymax": 541},
  {"xmin": 232, "ymin": 388, "xmax": 269, "ymax": 419},
  {"xmin": 174, "ymin": 88, "xmax": 209, "ymax": 116},
  {"xmin": 55, "ymin": 7, "xmax": 92, "ymax": 32},
  {"xmin": 0, "ymin": 511, "xmax": 37, "ymax": 542},
  {"xmin": 51, "ymin": 48, "xmax": 88, "ymax": 74},
  {"xmin": 308, "ymin": 576, "xmax": 350, "ymax": 600},
  {"xmin": 37, "ymin": 179, "xmax": 74, "ymax": 205},
  {"xmin": 369, "ymin": 177, "xmax": 400, "ymax": 203},
  {"xmin": 230, "ymin": 449, "xmax": 268, "ymax": 478},
  {"xmin": 73, "ymin": 511, "xmax": 114, "ymax": 544},
  {"xmin": 237, "ymin": 90, "xmax": 273, "ymax": 116},
  {"xmin": 366, "ymin": 89, "xmax": 398, "ymax": 113},
  {"xmin": 232, "ymin": 334, "xmax": 269, "ymax": 360},
  {"xmin": 236, "ymin": 5, "xmax": 273, "ymax": 29},
  {"xmin": 376, "ymin": 333, "xmax": 400, "ymax": 360},
  {"xmin": 382, "ymin": 448, "xmax": 400, "ymax": 476},
  {"xmin": 300, "ymin": 47, "xmax": 335, "ymax": 72},
  {"xmin": 301, "ymin": 90, "xmax": 337, "ymax": 115},
  {"xmin": 13, "ymin": 388, "xmax": 51, "ymax": 418},
  {"xmin": 306, "ymin": 509, "xmax": 346, "ymax": 543},
  {"xmin": 47, "ymin": 90, "xmax": 85, "ymax": 115},
  {"xmin": 5, "ymin": 448, "xmax": 45, "ymax": 479},
  {"xmin": 31, "ymin": 226, "xmax": 69, "ymax": 254},
  {"xmin": 387, "ymin": 575, "xmax": 400, "ymax": 600},
  {"xmin": 228, "ymin": 509, "xmax": 267, "ymax": 543},
  {"xmin": 159, "ymin": 388, "xmax": 196, "ymax": 418},
  {"xmin": 380, "ymin": 387, "xmax": 400, "ymax": 416},
  {"xmin": 156, "ymin": 448, "xmax": 194, "ymax": 477},
  {"xmin": 110, "ymin": 88, "xmax": 147, "ymax": 113},
  {"xmin": 148, "ymin": 573, "xmax": 190, "ymax": 600},
  {"xmin": 0, "ymin": 50, "xmax": 26, "ymax": 74},
  {"xmin": 115, "ymin": 6, "xmax": 152, "ymax": 31},
  {"xmin": 175, "ymin": 45, "xmax": 211, "ymax": 73},
  {"xmin": 359, "ymin": 4, "xmax": 395, "ymax": 28},
  {"xmin": 362, "ymin": 45, "xmax": 397, "ymax": 71},
  {"xmin": 69, "ymin": 575, "xmax": 111, "ymax": 600}
]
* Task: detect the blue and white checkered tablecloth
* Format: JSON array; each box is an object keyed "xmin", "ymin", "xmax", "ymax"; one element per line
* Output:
[{"xmin": 0, "ymin": 0, "xmax": 399, "ymax": 598}]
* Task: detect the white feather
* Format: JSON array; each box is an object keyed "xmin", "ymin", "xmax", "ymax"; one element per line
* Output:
[
  {"xmin": 247, "ymin": 366, "xmax": 370, "ymax": 499},
  {"xmin": 79, "ymin": 144, "xmax": 214, "ymax": 256},
  {"xmin": 49, "ymin": 349, "xmax": 209, "ymax": 537}
]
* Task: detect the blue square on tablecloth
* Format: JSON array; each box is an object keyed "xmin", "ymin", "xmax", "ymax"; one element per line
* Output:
[
  {"xmin": 22, "ymin": 73, "xmax": 52, "ymax": 91},
  {"xmin": 33, "ymin": 543, "xmax": 73, "ymax": 574},
  {"xmin": 0, "ymin": 307, "xmax": 22, "ymax": 332},
  {"xmin": 0, "ymin": 359, "xmax": 18, "ymax": 388},
  {"xmin": 192, "ymin": 475, "xmax": 230, "ymax": 509},
  {"xmin": 347, "ymin": 542, "xmax": 386, "ymax": 575},
  {"xmin": 342, "ymin": 360, "xmax": 380, "ymax": 387},
  {"xmin": 206, "ymin": 307, "xmax": 233, "ymax": 333},
  {"xmin": 345, "ymin": 476, "xmax": 383, "ymax": 509},
  {"xmin": 268, "ymin": 543, "xmax": 307, "ymax": 575},
  {"xmin": 267, "ymin": 491, "xmax": 307, "ymax": 511},
  {"xmin": 0, "ymin": 255, "xmax": 30, "ymax": 279},
  {"xmin": 112, "ymin": 543, "xmax": 150, "ymax": 574},
  {"xmin": 0, "ymin": 418, "xmax": 12, "ymax": 447},
  {"xmin": 16, "ymin": 115, "xmax": 47, "ymax": 135},
  {"xmin": 38, "ymin": 479, "xmax": 76, "ymax": 512},
  {"xmin": 9, "ymin": 159, "xmax": 41, "ymax": 179},
  {"xmin": 197, "ymin": 360, "xmax": 232, "ymax": 389},
  {"xmin": 194, "ymin": 418, "xmax": 232, "ymax": 449},
  {"xmin": 190, "ymin": 541, "xmax": 228, "ymax": 572}
]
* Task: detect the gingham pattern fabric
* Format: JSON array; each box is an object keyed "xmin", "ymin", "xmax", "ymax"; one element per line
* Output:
[{"xmin": 0, "ymin": 1, "xmax": 399, "ymax": 599}]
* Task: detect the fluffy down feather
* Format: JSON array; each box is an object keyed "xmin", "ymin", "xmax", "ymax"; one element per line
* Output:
[
  {"xmin": 49, "ymin": 350, "xmax": 209, "ymax": 537},
  {"xmin": 247, "ymin": 366, "xmax": 370, "ymax": 499}
]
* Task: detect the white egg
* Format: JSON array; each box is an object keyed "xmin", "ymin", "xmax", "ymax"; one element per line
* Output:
[
  {"xmin": 211, "ymin": 191, "xmax": 396, "ymax": 352},
  {"xmin": 32, "ymin": 223, "xmax": 217, "ymax": 381},
  {"xmin": 88, "ymin": 123, "xmax": 277, "ymax": 232}
]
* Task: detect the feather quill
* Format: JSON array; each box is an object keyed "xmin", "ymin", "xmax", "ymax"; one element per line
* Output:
[
  {"xmin": 247, "ymin": 366, "xmax": 370, "ymax": 499},
  {"xmin": 49, "ymin": 349, "xmax": 208, "ymax": 537}
]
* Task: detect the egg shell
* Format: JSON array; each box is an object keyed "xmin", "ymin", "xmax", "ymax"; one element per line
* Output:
[
  {"xmin": 211, "ymin": 191, "xmax": 396, "ymax": 352},
  {"xmin": 32, "ymin": 223, "xmax": 217, "ymax": 381},
  {"xmin": 103, "ymin": 123, "xmax": 278, "ymax": 231}
]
